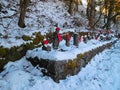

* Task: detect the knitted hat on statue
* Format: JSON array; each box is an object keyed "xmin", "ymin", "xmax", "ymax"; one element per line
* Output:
[
  {"xmin": 55, "ymin": 27, "xmax": 60, "ymax": 31},
  {"xmin": 43, "ymin": 38, "xmax": 48, "ymax": 45}
]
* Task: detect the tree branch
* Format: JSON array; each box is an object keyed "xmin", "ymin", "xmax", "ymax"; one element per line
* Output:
[
  {"xmin": 0, "ymin": 12, "xmax": 18, "ymax": 19},
  {"xmin": 102, "ymin": 12, "xmax": 120, "ymax": 29}
]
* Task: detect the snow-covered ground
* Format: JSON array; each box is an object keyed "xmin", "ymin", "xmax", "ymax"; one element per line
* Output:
[
  {"xmin": 0, "ymin": 0, "xmax": 88, "ymax": 48},
  {"xmin": 1, "ymin": 0, "xmax": 120, "ymax": 90},
  {"xmin": 0, "ymin": 0, "xmax": 118, "ymax": 49},
  {"xmin": 0, "ymin": 40, "xmax": 120, "ymax": 90}
]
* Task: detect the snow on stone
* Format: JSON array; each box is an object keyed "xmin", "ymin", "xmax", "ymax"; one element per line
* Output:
[
  {"xmin": 0, "ymin": 40, "xmax": 120, "ymax": 90},
  {"xmin": 0, "ymin": 0, "xmax": 120, "ymax": 90},
  {"xmin": 26, "ymin": 38, "xmax": 117, "ymax": 61}
]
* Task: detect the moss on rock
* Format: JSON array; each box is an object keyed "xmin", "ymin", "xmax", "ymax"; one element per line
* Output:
[
  {"xmin": 22, "ymin": 35, "xmax": 32, "ymax": 41},
  {"xmin": 33, "ymin": 32, "xmax": 44, "ymax": 45},
  {"xmin": 0, "ymin": 47, "xmax": 7, "ymax": 57}
]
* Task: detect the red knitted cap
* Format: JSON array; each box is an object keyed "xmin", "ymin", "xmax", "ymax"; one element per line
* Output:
[
  {"xmin": 55, "ymin": 27, "xmax": 60, "ymax": 31},
  {"xmin": 43, "ymin": 39, "xmax": 48, "ymax": 45}
]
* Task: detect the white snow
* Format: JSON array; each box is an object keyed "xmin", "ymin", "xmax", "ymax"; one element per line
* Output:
[
  {"xmin": 26, "ymin": 38, "xmax": 117, "ymax": 61},
  {"xmin": 0, "ymin": 0, "xmax": 90, "ymax": 48},
  {"xmin": 0, "ymin": 40, "xmax": 120, "ymax": 90},
  {"xmin": 0, "ymin": 0, "xmax": 120, "ymax": 90}
]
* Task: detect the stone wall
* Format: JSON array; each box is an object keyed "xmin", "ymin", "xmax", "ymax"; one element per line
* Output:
[
  {"xmin": 27, "ymin": 40, "xmax": 117, "ymax": 82},
  {"xmin": 0, "ymin": 43, "xmax": 36, "ymax": 72}
]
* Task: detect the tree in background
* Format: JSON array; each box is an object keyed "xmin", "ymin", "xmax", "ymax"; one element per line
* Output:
[
  {"xmin": 92, "ymin": 0, "xmax": 104, "ymax": 28},
  {"xmin": 74, "ymin": 0, "xmax": 82, "ymax": 13},
  {"xmin": 103, "ymin": 0, "xmax": 109, "ymax": 23},
  {"xmin": 102, "ymin": 0, "xmax": 115, "ymax": 29},
  {"xmin": 102, "ymin": 0, "xmax": 120, "ymax": 29},
  {"xmin": 85, "ymin": 0, "xmax": 120, "ymax": 30},
  {"xmin": 65, "ymin": 0, "xmax": 82, "ymax": 15},
  {"xmin": 68, "ymin": 0, "xmax": 73, "ymax": 14},
  {"xmin": 86, "ymin": 0, "xmax": 95, "ymax": 29},
  {"xmin": 18, "ymin": 0, "xmax": 30, "ymax": 28}
]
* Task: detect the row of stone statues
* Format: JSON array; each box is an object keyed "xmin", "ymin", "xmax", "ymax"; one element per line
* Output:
[
  {"xmin": 42, "ymin": 27, "xmax": 113, "ymax": 51},
  {"xmin": 42, "ymin": 27, "xmax": 86, "ymax": 51}
]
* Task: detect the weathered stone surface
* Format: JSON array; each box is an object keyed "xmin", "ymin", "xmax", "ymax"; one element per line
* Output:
[{"xmin": 27, "ymin": 40, "xmax": 117, "ymax": 82}]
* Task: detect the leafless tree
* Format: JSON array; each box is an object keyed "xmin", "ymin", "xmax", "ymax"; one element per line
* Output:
[
  {"xmin": 18, "ymin": 0, "xmax": 30, "ymax": 28},
  {"xmin": 86, "ymin": 0, "xmax": 95, "ymax": 29}
]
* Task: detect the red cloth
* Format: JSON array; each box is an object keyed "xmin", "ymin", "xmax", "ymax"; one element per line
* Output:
[
  {"xmin": 118, "ymin": 34, "xmax": 120, "ymax": 38},
  {"xmin": 56, "ymin": 27, "xmax": 60, "ymax": 31},
  {"xmin": 79, "ymin": 36, "xmax": 83, "ymax": 42},
  {"xmin": 95, "ymin": 36, "xmax": 98, "ymax": 40},
  {"xmin": 43, "ymin": 39, "xmax": 48, "ymax": 45},
  {"xmin": 57, "ymin": 34, "xmax": 62, "ymax": 41},
  {"xmin": 66, "ymin": 34, "xmax": 71, "ymax": 41},
  {"xmin": 99, "ymin": 30, "xmax": 103, "ymax": 34},
  {"xmin": 106, "ymin": 30, "xmax": 110, "ymax": 34}
]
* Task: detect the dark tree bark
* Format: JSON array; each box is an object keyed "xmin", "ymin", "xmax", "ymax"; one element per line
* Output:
[
  {"xmin": 102, "ymin": 0, "xmax": 119, "ymax": 29},
  {"xmin": 86, "ymin": 0, "xmax": 95, "ymax": 29},
  {"xmin": 93, "ymin": 0, "xmax": 104, "ymax": 28},
  {"xmin": 68, "ymin": 0, "xmax": 73, "ymax": 15},
  {"xmin": 106, "ymin": 0, "xmax": 115, "ymax": 29},
  {"xmin": 103, "ymin": 0, "xmax": 109, "ymax": 23},
  {"xmin": 93, "ymin": 12, "xmax": 102, "ymax": 28},
  {"xmin": 74, "ymin": 0, "xmax": 82, "ymax": 11},
  {"xmin": 18, "ymin": 0, "xmax": 30, "ymax": 28},
  {"xmin": 102, "ymin": 12, "xmax": 120, "ymax": 29}
]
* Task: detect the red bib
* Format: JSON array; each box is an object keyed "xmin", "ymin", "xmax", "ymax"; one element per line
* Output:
[
  {"xmin": 57, "ymin": 34, "xmax": 62, "ymax": 41},
  {"xmin": 66, "ymin": 34, "xmax": 71, "ymax": 41}
]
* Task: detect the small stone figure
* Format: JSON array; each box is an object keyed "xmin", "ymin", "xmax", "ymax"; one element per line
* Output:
[
  {"xmin": 52, "ymin": 27, "xmax": 62, "ymax": 49},
  {"xmin": 106, "ymin": 30, "xmax": 110, "ymax": 35},
  {"xmin": 79, "ymin": 35, "xmax": 84, "ymax": 42},
  {"xmin": 94, "ymin": 34, "xmax": 99, "ymax": 40},
  {"xmin": 42, "ymin": 38, "xmax": 51, "ymax": 51},
  {"xmin": 99, "ymin": 30, "xmax": 103, "ymax": 34},
  {"xmin": 87, "ymin": 33, "xmax": 91, "ymax": 40},
  {"xmin": 83, "ymin": 35, "xmax": 88, "ymax": 43},
  {"xmin": 73, "ymin": 33, "xmax": 79, "ymax": 47},
  {"xmin": 118, "ymin": 34, "xmax": 120, "ymax": 39},
  {"xmin": 65, "ymin": 32, "xmax": 71, "ymax": 47}
]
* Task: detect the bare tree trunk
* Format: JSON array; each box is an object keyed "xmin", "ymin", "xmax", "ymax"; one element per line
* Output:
[
  {"xmin": 68, "ymin": 0, "xmax": 73, "ymax": 15},
  {"xmin": 93, "ymin": 12, "xmax": 102, "ymax": 27},
  {"xmin": 74, "ymin": 0, "xmax": 82, "ymax": 11},
  {"xmin": 102, "ymin": 12, "xmax": 120, "ymax": 29},
  {"xmin": 106, "ymin": 0, "xmax": 114, "ymax": 29},
  {"xmin": 93, "ymin": 0, "xmax": 104, "ymax": 28},
  {"xmin": 102, "ymin": 0, "xmax": 116, "ymax": 29},
  {"xmin": 86, "ymin": 0, "xmax": 95, "ymax": 29},
  {"xmin": 104, "ymin": 0, "xmax": 109, "ymax": 23},
  {"xmin": 18, "ymin": 0, "xmax": 30, "ymax": 28}
]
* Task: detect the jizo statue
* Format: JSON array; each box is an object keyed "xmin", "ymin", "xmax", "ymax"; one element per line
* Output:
[{"xmin": 73, "ymin": 33, "xmax": 79, "ymax": 47}]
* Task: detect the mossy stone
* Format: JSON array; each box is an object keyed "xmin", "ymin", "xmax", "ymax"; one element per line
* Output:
[
  {"xmin": 0, "ymin": 47, "xmax": 7, "ymax": 57},
  {"xmin": 22, "ymin": 35, "xmax": 31, "ymax": 41}
]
